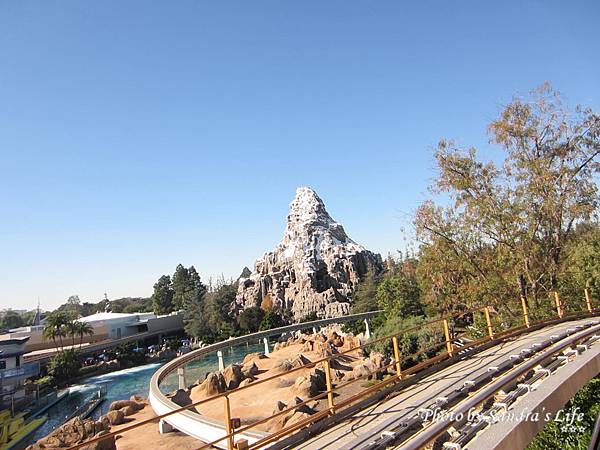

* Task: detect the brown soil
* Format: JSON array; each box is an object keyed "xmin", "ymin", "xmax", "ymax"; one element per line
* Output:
[
  {"xmin": 190, "ymin": 339, "xmax": 369, "ymax": 431},
  {"xmin": 113, "ymin": 407, "xmax": 201, "ymax": 450}
]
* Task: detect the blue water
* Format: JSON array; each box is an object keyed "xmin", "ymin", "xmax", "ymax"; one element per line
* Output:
[{"xmin": 31, "ymin": 341, "xmax": 264, "ymax": 443}]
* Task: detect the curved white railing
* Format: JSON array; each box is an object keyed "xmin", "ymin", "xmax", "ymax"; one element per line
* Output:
[{"xmin": 148, "ymin": 311, "xmax": 381, "ymax": 448}]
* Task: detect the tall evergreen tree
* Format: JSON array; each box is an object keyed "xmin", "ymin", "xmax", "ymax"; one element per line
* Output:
[
  {"xmin": 152, "ymin": 275, "xmax": 174, "ymax": 315},
  {"xmin": 350, "ymin": 269, "xmax": 379, "ymax": 313},
  {"xmin": 183, "ymin": 266, "xmax": 209, "ymax": 339},
  {"xmin": 172, "ymin": 264, "xmax": 190, "ymax": 311}
]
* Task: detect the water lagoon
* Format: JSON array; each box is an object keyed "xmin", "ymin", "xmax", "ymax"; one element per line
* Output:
[{"xmin": 31, "ymin": 342, "xmax": 264, "ymax": 443}]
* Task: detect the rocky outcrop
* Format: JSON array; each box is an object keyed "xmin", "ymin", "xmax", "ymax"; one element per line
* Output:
[
  {"xmin": 236, "ymin": 187, "xmax": 383, "ymax": 320},
  {"xmin": 26, "ymin": 417, "xmax": 115, "ymax": 450},
  {"xmin": 187, "ymin": 326, "xmax": 389, "ymax": 433}
]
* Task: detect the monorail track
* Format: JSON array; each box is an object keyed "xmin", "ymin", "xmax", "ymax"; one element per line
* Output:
[{"xmin": 293, "ymin": 317, "xmax": 600, "ymax": 450}]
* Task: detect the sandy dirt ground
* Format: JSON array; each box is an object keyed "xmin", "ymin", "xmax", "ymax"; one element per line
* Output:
[
  {"xmin": 112, "ymin": 406, "xmax": 202, "ymax": 450},
  {"xmin": 190, "ymin": 341, "xmax": 366, "ymax": 431},
  {"xmin": 113, "ymin": 332, "xmax": 369, "ymax": 447}
]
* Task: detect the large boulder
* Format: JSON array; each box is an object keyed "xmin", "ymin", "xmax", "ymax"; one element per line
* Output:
[
  {"xmin": 102, "ymin": 410, "xmax": 125, "ymax": 425},
  {"xmin": 292, "ymin": 368, "xmax": 326, "ymax": 397},
  {"xmin": 168, "ymin": 389, "xmax": 192, "ymax": 407},
  {"xmin": 242, "ymin": 352, "xmax": 267, "ymax": 365},
  {"xmin": 369, "ymin": 352, "xmax": 388, "ymax": 371},
  {"xmin": 326, "ymin": 332, "xmax": 344, "ymax": 348},
  {"xmin": 119, "ymin": 405, "xmax": 138, "ymax": 416},
  {"xmin": 26, "ymin": 417, "xmax": 115, "ymax": 450},
  {"xmin": 194, "ymin": 372, "xmax": 226, "ymax": 397},
  {"xmin": 290, "ymin": 354, "xmax": 312, "ymax": 368},
  {"xmin": 264, "ymin": 401, "xmax": 293, "ymax": 432},
  {"xmin": 108, "ymin": 399, "xmax": 144, "ymax": 412},
  {"xmin": 352, "ymin": 362, "xmax": 375, "ymax": 380},
  {"xmin": 221, "ymin": 364, "xmax": 245, "ymax": 390},
  {"xmin": 81, "ymin": 431, "xmax": 116, "ymax": 450},
  {"xmin": 242, "ymin": 361, "xmax": 259, "ymax": 378},
  {"xmin": 272, "ymin": 359, "xmax": 294, "ymax": 373},
  {"xmin": 340, "ymin": 334, "xmax": 363, "ymax": 356}
]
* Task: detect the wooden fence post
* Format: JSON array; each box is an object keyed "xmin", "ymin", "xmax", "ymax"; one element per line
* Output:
[
  {"xmin": 554, "ymin": 291, "xmax": 564, "ymax": 318},
  {"xmin": 224, "ymin": 395, "xmax": 234, "ymax": 450},
  {"xmin": 484, "ymin": 307, "xmax": 494, "ymax": 339},
  {"xmin": 323, "ymin": 359, "xmax": 335, "ymax": 414},
  {"xmin": 520, "ymin": 296, "xmax": 530, "ymax": 328},
  {"xmin": 443, "ymin": 319, "xmax": 453, "ymax": 357},
  {"xmin": 392, "ymin": 336, "xmax": 402, "ymax": 379},
  {"xmin": 585, "ymin": 288, "xmax": 593, "ymax": 313}
]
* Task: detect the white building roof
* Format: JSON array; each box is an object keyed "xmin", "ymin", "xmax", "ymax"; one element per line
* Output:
[{"xmin": 79, "ymin": 312, "xmax": 155, "ymax": 323}]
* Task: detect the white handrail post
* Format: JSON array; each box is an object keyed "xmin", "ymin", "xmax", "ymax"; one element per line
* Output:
[
  {"xmin": 177, "ymin": 367, "xmax": 186, "ymax": 390},
  {"xmin": 217, "ymin": 350, "xmax": 225, "ymax": 370}
]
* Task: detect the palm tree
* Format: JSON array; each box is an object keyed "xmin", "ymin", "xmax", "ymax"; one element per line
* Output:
[
  {"xmin": 43, "ymin": 312, "xmax": 70, "ymax": 351},
  {"xmin": 42, "ymin": 325, "xmax": 59, "ymax": 351},
  {"xmin": 73, "ymin": 321, "xmax": 94, "ymax": 349},
  {"xmin": 64, "ymin": 321, "xmax": 78, "ymax": 348}
]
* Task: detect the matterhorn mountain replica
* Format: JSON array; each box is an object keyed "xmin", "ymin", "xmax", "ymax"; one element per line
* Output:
[{"xmin": 236, "ymin": 187, "xmax": 383, "ymax": 320}]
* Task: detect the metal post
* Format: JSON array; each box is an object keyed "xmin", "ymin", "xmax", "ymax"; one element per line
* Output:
[
  {"xmin": 223, "ymin": 395, "xmax": 234, "ymax": 450},
  {"xmin": 364, "ymin": 319, "xmax": 371, "ymax": 340},
  {"xmin": 520, "ymin": 296, "xmax": 530, "ymax": 328},
  {"xmin": 443, "ymin": 319, "xmax": 453, "ymax": 357},
  {"xmin": 177, "ymin": 367, "xmax": 186, "ymax": 390},
  {"xmin": 585, "ymin": 288, "xmax": 593, "ymax": 313},
  {"xmin": 554, "ymin": 291, "xmax": 563, "ymax": 318},
  {"xmin": 263, "ymin": 337, "xmax": 270, "ymax": 355},
  {"xmin": 484, "ymin": 307, "xmax": 494, "ymax": 340},
  {"xmin": 217, "ymin": 350, "xmax": 225, "ymax": 371},
  {"xmin": 392, "ymin": 336, "xmax": 402, "ymax": 379},
  {"xmin": 323, "ymin": 359, "xmax": 335, "ymax": 414}
]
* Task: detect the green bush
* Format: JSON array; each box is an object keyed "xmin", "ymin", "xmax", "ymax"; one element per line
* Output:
[
  {"xmin": 48, "ymin": 350, "xmax": 81, "ymax": 383},
  {"xmin": 299, "ymin": 312, "xmax": 319, "ymax": 323},
  {"xmin": 237, "ymin": 306, "xmax": 265, "ymax": 333},
  {"xmin": 368, "ymin": 315, "xmax": 443, "ymax": 369},
  {"xmin": 116, "ymin": 343, "xmax": 147, "ymax": 367},
  {"xmin": 35, "ymin": 375, "xmax": 56, "ymax": 388},
  {"xmin": 527, "ymin": 376, "xmax": 600, "ymax": 450},
  {"xmin": 259, "ymin": 311, "xmax": 285, "ymax": 331},
  {"xmin": 342, "ymin": 313, "xmax": 386, "ymax": 336}
]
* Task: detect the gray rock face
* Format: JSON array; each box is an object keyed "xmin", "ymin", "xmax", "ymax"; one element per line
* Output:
[{"xmin": 236, "ymin": 187, "xmax": 382, "ymax": 320}]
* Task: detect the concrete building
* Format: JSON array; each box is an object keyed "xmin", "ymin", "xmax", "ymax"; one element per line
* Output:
[
  {"xmin": 0, "ymin": 337, "xmax": 40, "ymax": 408},
  {"xmin": 79, "ymin": 311, "xmax": 183, "ymax": 340},
  {"xmin": 2, "ymin": 323, "xmax": 109, "ymax": 353},
  {"xmin": 0, "ymin": 311, "xmax": 184, "ymax": 353}
]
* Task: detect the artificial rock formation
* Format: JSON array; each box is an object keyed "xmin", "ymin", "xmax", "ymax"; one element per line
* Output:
[
  {"xmin": 186, "ymin": 326, "xmax": 390, "ymax": 432},
  {"xmin": 236, "ymin": 187, "xmax": 383, "ymax": 320}
]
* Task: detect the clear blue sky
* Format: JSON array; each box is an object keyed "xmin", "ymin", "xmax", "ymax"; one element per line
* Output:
[{"xmin": 1, "ymin": 1, "xmax": 599, "ymax": 310}]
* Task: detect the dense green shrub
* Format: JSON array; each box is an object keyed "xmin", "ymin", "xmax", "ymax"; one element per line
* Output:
[
  {"xmin": 368, "ymin": 315, "xmax": 443, "ymax": 369},
  {"xmin": 527, "ymin": 376, "xmax": 600, "ymax": 450},
  {"xmin": 47, "ymin": 350, "xmax": 81, "ymax": 383},
  {"xmin": 259, "ymin": 311, "xmax": 285, "ymax": 330}
]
